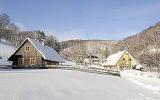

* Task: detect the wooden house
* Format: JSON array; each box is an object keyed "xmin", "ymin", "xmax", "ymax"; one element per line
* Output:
[
  {"xmin": 102, "ymin": 50, "xmax": 136, "ymax": 71},
  {"xmin": 8, "ymin": 38, "xmax": 65, "ymax": 68}
]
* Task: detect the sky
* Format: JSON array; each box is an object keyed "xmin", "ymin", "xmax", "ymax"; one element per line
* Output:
[{"xmin": 0, "ymin": 0, "xmax": 160, "ymax": 41}]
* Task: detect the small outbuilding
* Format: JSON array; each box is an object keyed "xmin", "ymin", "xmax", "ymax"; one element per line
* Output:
[
  {"xmin": 8, "ymin": 38, "xmax": 65, "ymax": 68},
  {"xmin": 102, "ymin": 50, "xmax": 136, "ymax": 71},
  {"xmin": 83, "ymin": 55, "xmax": 99, "ymax": 65}
]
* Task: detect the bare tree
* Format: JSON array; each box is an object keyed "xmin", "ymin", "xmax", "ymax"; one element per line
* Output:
[
  {"xmin": 45, "ymin": 35, "xmax": 61, "ymax": 52},
  {"xmin": 0, "ymin": 13, "xmax": 10, "ymax": 41}
]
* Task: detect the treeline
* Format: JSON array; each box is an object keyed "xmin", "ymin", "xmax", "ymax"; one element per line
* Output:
[
  {"xmin": 60, "ymin": 40, "xmax": 86, "ymax": 50},
  {"xmin": 60, "ymin": 40, "xmax": 117, "ymax": 63},
  {"xmin": 0, "ymin": 13, "xmax": 61, "ymax": 52}
]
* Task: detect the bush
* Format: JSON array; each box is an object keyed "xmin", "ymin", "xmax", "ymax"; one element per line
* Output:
[{"xmin": 139, "ymin": 52, "xmax": 160, "ymax": 72}]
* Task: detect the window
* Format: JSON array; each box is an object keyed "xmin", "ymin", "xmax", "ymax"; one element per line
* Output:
[
  {"xmin": 30, "ymin": 58, "xmax": 36, "ymax": 65},
  {"xmin": 123, "ymin": 58, "xmax": 125, "ymax": 61},
  {"xmin": 129, "ymin": 58, "xmax": 131, "ymax": 61},
  {"xmin": 25, "ymin": 46, "xmax": 30, "ymax": 51},
  {"xmin": 18, "ymin": 58, "xmax": 24, "ymax": 65}
]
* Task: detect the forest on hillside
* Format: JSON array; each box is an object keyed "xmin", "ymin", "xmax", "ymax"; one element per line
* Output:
[
  {"xmin": 0, "ymin": 13, "xmax": 61, "ymax": 52},
  {"xmin": 60, "ymin": 40, "xmax": 117, "ymax": 63}
]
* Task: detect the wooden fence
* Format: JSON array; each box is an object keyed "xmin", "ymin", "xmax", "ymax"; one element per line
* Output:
[{"xmin": 54, "ymin": 66, "xmax": 121, "ymax": 77}]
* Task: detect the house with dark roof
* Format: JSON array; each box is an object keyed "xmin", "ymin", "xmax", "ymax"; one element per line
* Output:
[{"xmin": 8, "ymin": 38, "xmax": 65, "ymax": 68}]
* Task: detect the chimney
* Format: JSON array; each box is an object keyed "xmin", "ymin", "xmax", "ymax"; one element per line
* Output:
[
  {"xmin": 38, "ymin": 39, "xmax": 45, "ymax": 46},
  {"xmin": 41, "ymin": 39, "xmax": 45, "ymax": 46}
]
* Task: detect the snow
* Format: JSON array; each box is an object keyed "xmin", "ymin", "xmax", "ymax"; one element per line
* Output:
[
  {"xmin": 135, "ymin": 63, "xmax": 143, "ymax": 70},
  {"xmin": 0, "ymin": 69, "xmax": 159, "ymax": 100},
  {"xmin": 121, "ymin": 70, "xmax": 160, "ymax": 92},
  {"xmin": 103, "ymin": 50, "xmax": 126, "ymax": 66},
  {"xmin": 0, "ymin": 40, "xmax": 15, "ymax": 59},
  {"xmin": 89, "ymin": 65, "xmax": 105, "ymax": 69},
  {"xmin": 150, "ymin": 48, "xmax": 160, "ymax": 53},
  {"xmin": 0, "ymin": 59, "xmax": 12, "ymax": 66},
  {"xmin": 62, "ymin": 60, "xmax": 76, "ymax": 66},
  {"xmin": 83, "ymin": 58, "xmax": 90, "ymax": 64},
  {"xmin": 0, "ymin": 41, "xmax": 15, "ymax": 66}
]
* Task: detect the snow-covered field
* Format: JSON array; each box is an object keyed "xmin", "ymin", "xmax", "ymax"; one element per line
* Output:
[
  {"xmin": 121, "ymin": 70, "xmax": 160, "ymax": 92},
  {"xmin": 0, "ymin": 69, "xmax": 160, "ymax": 100}
]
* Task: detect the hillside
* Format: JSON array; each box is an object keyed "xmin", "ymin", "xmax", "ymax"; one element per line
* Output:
[
  {"xmin": 112, "ymin": 22, "xmax": 160, "ymax": 58},
  {"xmin": 60, "ymin": 40, "xmax": 118, "ymax": 62}
]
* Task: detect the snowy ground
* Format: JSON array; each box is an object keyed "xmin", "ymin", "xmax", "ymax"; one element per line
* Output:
[
  {"xmin": 0, "ymin": 40, "xmax": 15, "ymax": 58},
  {"xmin": 0, "ymin": 59, "xmax": 12, "ymax": 66},
  {"xmin": 0, "ymin": 69, "xmax": 160, "ymax": 100},
  {"xmin": 0, "ymin": 40, "xmax": 15, "ymax": 66},
  {"xmin": 121, "ymin": 70, "xmax": 160, "ymax": 93}
]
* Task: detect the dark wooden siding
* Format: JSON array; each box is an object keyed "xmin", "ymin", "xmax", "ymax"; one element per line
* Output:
[{"xmin": 44, "ymin": 60, "xmax": 59, "ymax": 65}]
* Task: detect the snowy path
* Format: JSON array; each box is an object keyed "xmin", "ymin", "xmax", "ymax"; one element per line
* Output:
[{"xmin": 0, "ymin": 69, "xmax": 159, "ymax": 100}]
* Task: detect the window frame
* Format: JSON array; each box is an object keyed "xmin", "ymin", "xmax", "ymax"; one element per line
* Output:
[
  {"xmin": 123, "ymin": 58, "xmax": 125, "ymax": 61},
  {"xmin": 18, "ymin": 58, "xmax": 24, "ymax": 65},
  {"xmin": 30, "ymin": 58, "xmax": 36, "ymax": 65},
  {"xmin": 25, "ymin": 46, "xmax": 30, "ymax": 52}
]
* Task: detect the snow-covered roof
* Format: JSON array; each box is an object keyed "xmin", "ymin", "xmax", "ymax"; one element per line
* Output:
[
  {"xmin": 10, "ymin": 38, "xmax": 65, "ymax": 63},
  {"xmin": 104, "ymin": 51, "xmax": 126, "ymax": 66},
  {"xmin": 28, "ymin": 38, "xmax": 65, "ymax": 63}
]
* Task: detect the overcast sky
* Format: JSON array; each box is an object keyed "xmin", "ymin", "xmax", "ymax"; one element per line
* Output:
[{"xmin": 1, "ymin": 0, "xmax": 160, "ymax": 41}]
